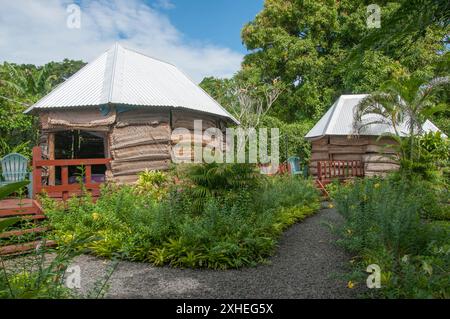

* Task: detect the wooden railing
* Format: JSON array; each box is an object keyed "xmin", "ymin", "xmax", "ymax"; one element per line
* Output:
[
  {"xmin": 316, "ymin": 160, "xmax": 364, "ymax": 181},
  {"xmin": 32, "ymin": 146, "xmax": 111, "ymax": 200}
]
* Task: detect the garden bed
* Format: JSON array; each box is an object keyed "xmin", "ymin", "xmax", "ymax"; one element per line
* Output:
[
  {"xmin": 333, "ymin": 176, "xmax": 449, "ymax": 298},
  {"xmin": 43, "ymin": 164, "xmax": 321, "ymax": 269}
]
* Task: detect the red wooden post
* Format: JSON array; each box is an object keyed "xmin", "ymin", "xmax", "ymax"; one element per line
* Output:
[
  {"xmin": 344, "ymin": 161, "xmax": 347, "ymax": 177},
  {"xmin": 85, "ymin": 165, "xmax": 92, "ymax": 184},
  {"xmin": 32, "ymin": 147, "xmax": 42, "ymax": 199},
  {"xmin": 61, "ymin": 166, "xmax": 69, "ymax": 201},
  {"xmin": 328, "ymin": 161, "xmax": 331, "ymax": 179},
  {"xmin": 317, "ymin": 161, "xmax": 322, "ymax": 181}
]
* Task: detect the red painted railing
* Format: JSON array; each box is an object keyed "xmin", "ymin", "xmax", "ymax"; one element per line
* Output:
[
  {"xmin": 316, "ymin": 160, "xmax": 364, "ymax": 181},
  {"xmin": 32, "ymin": 146, "xmax": 111, "ymax": 200}
]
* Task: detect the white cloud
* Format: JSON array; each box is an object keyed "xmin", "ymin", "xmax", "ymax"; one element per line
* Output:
[
  {"xmin": 153, "ymin": 0, "xmax": 175, "ymax": 10},
  {"xmin": 0, "ymin": 0, "xmax": 242, "ymax": 82}
]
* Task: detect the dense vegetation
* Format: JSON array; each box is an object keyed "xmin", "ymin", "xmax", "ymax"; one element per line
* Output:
[
  {"xmin": 0, "ymin": 60, "xmax": 85, "ymax": 158},
  {"xmin": 197, "ymin": 0, "xmax": 449, "ymax": 165},
  {"xmin": 0, "ymin": 182, "xmax": 114, "ymax": 299},
  {"xmin": 332, "ymin": 132, "xmax": 449, "ymax": 298},
  {"xmin": 201, "ymin": 0, "xmax": 449, "ymax": 125},
  {"xmin": 334, "ymin": 176, "xmax": 449, "ymax": 298},
  {"xmin": 43, "ymin": 165, "xmax": 320, "ymax": 269}
]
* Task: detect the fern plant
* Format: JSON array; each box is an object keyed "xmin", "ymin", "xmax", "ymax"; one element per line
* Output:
[{"xmin": 181, "ymin": 163, "xmax": 260, "ymax": 214}]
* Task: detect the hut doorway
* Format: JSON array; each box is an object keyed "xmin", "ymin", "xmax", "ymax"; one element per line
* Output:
[
  {"xmin": 49, "ymin": 130, "xmax": 109, "ymax": 185},
  {"xmin": 54, "ymin": 130, "xmax": 107, "ymax": 160}
]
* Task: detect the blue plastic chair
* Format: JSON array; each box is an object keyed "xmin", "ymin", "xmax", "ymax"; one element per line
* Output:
[
  {"xmin": 287, "ymin": 156, "xmax": 308, "ymax": 178},
  {"xmin": 0, "ymin": 153, "xmax": 32, "ymax": 198}
]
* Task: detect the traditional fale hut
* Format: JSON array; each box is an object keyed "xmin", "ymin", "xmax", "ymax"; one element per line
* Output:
[
  {"xmin": 305, "ymin": 94, "xmax": 445, "ymax": 177},
  {"xmin": 25, "ymin": 43, "xmax": 238, "ymax": 184}
]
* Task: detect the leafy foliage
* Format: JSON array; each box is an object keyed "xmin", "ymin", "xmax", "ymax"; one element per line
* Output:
[
  {"xmin": 135, "ymin": 169, "xmax": 170, "ymax": 200},
  {"xmin": 43, "ymin": 170, "xmax": 320, "ymax": 269},
  {"xmin": 238, "ymin": 0, "xmax": 448, "ymax": 122},
  {"xmin": 334, "ymin": 177, "xmax": 450, "ymax": 298},
  {"xmin": 353, "ymin": 76, "xmax": 449, "ymax": 181},
  {"xmin": 184, "ymin": 162, "xmax": 260, "ymax": 194},
  {"xmin": 0, "ymin": 60, "xmax": 85, "ymax": 158},
  {"xmin": 0, "ymin": 182, "xmax": 113, "ymax": 299},
  {"xmin": 261, "ymin": 115, "xmax": 313, "ymax": 163}
]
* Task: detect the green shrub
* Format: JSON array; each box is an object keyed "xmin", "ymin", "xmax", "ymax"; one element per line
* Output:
[
  {"xmin": 135, "ymin": 169, "xmax": 170, "ymax": 200},
  {"xmin": 254, "ymin": 176, "xmax": 320, "ymax": 212},
  {"xmin": 177, "ymin": 162, "xmax": 261, "ymax": 214},
  {"xmin": 0, "ymin": 182, "xmax": 114, "ymax": 299},
  {"xmin": 261, "ymin": 116, "xmax": 313, "ymax": 163},
  {"xmin": 334, "ymin": 176, "xmax": 450, "ymax": 298}
]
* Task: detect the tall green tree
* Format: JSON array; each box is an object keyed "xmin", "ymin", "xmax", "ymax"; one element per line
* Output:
[
  {"xmin": 238, "ymin": 0, "xmax": 448, "ymax": 122},
  {"xmin": 0, "ymin": 60, "xmax": 85, "ymax": 153}
]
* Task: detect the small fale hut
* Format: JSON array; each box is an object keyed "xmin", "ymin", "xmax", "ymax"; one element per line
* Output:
[
  {"xmin": 305, "ymin": 94, "xmax": 445, "ymax": 178},
  {"xmin": 25, "ymin": 43, "xmax": 238, "ymax": 184}
]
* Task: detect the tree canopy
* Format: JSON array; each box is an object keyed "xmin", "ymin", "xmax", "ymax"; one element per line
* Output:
[
  {"xmin": 201, "ymin": 0, "xmax": 448, "ymax": 125},
  {"xmin": 0, "ymin": 60, "xmax": 85, "ymax": 155}
]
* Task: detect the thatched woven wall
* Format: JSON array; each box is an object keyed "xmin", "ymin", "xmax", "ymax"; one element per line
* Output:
[
  {"xmin": 109, "ymin": 109, "xmax": 172, "ymax": 184},
  {"xmin": 170, "ymin": 109, "xmax": 225, "ymax": 163},
  {"xmin": 38, "ymin": 108, "xmax": 228, "ymax": 184},
  {"xmin": 309, "ymin": 136, "xmax": 400, "ymax": 177}
]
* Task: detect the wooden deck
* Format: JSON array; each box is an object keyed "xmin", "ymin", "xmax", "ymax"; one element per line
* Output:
[
  {"xmin": 0, "ymin": 198, "xmax": 48, "ymax": 256},
  {"xmin": 0, "ymin": 147, "xmax": 111, "ymax": 256},
  {"xmin": 0, "ymin": 198, "xmax": 34, "ymax": 210}
]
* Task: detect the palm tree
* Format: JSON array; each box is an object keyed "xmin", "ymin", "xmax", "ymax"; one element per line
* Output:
[
  {"xmin": 353, "ymin": 76, "xmax": 449, "ymax": 162},
  {"xmin": 0, "ymin": 63, "xmax": 57, "ymax": 99}
]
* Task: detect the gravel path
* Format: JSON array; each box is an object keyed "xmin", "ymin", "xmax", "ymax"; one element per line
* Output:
[{"xmin": 74, "ymin": 206, "xmax": 357, "ymax": 299}]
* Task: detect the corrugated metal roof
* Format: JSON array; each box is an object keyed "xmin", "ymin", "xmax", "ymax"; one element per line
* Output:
[
  {"xmin": 422, "ymin": 119, "xmax": 445, "ymax": 136},
  {"xmin": 305, "ymin": 94, "xmax": 446, "ymax": 139},
  {"xmin": 25, "ymin": 43, "xmax": 238, "ymax": 123}
]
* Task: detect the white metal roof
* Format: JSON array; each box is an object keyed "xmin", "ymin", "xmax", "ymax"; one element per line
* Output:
[
  {"xmin": 25, "ymin": 43, "xmax": 238, "ymax": 123},
  {"xmin": 305, "ymin": 94, "xmax": 446, "ymax": 139}
]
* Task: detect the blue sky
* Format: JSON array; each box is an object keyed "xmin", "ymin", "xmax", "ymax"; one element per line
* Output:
[
  {"xmin": 156, "ymin": 0, "xmax": 264, "ymax": 53},
  {"xmin": 0, "ymin": 0, "xmax": 264, "ymax": 82}
]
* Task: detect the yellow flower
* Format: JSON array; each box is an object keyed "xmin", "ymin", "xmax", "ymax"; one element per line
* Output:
[
  {"xmin": 347, "ymin": 281, "xmax": 355, "ymax": 289},
  {"xmin": 328, "ymin": 203, "xmax": 334, "ymax": 209},
  {"xmin": 374, "ymin": 183, "xmax": 380, "ymax": 189},
  {"xmin": 92, "ymin": 212, "xmax": 100, "ymax": 221},
  {"xmin": 61, "ymin": 233, "xmax": 73, "ymax": 243}
]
